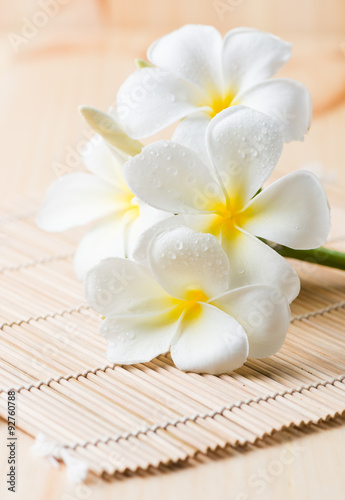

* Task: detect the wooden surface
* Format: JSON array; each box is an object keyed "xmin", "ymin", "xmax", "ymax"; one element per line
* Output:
[
  {"xmin": 2, "ymin": 418, "xmax": 345, "ymax": 500},
  {"xmin": 1, "ymin": 1, "xmax": 345, "ymax": 498}
]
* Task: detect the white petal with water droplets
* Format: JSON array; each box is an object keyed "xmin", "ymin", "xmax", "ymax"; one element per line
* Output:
[
  {"xmin": 132, "ymin": 214, "xmax": 194, "ymax": 267},
  {"xmin": 126, "ymin": 200, "xmax": 170, "ymax": 260},
  {"xmin": 100, "ymin": 313, "xmax": 179, "ymax": 365},
  {"xmin": 171, "ymin": 303, "xmax": 248, "ymax": 374},
  {"xmin": 172, "ymin": 112, "xmax": 211, "ymax": 164},
  {"xmin": 211, "ymin": 285, "xmax": 290, "ymax": 358},
  {"xmin": 147, "ymin": 24, "xmax": 223, "ymax": 92},
  {"xmin": 84, "ymin": 257, "xmax": 175, "ymax": 318},
  {"xmin": 237, "ymin": 78, "xmax": 312, "ymax": 142},
  {"xmin": 148, "ymin": 226, "xmax": 230, "ymax": 299},
  {"xmin": 242, "ymin": 171, "xmax": 330, "ymax": 249},
  {"xmin": 221, "ymin": 228, "xmax": 300, "ymax": 303},
  {"xmin": 124, "ymin": 141, "xmax": 225, "ymax": 214},
  {"xmin": 117, "ymin": 67, "xmax": 208, "ymax": 139},
  {"xmin": 206, "ymin": 106, "xmax": 284, "ymax": 204},
  {"xmin": 222, "ymin": 28, "xmax": 291, "ymax": 94}
]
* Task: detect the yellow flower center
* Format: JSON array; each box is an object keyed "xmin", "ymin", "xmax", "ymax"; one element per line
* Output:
[
  {"xmin": 118, "ymin": 189, "xmax": 140, "ymax": 219},
  {"xmin": 185, "ymin": 289, "xmax": 209, "ymax": 303},
  {"xmin": 204, "ymin": 88, "xmax": 238, "ymax": 118},
  {"xmin": 128, "ymin": 195, "xmax": 140, "ymax": 217},
  {"xmin": 207, "ymin": 199, "xmax": 248, "ymax": 239},
  {"xmin": 167, "ymin": 289, "xmax": 209, "ymax": 323}
]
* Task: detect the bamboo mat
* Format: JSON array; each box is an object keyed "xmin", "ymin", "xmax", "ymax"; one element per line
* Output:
[{"xmin": 0, "ymin": 184, "xmax": 345, "ymax": 478}]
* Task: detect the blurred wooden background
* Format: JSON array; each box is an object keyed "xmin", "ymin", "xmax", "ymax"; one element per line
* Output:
[
  {"xmin": 0, "ymin": 0, "xmax": 345, "ymax": 197},
  {"xmin": 0, "ymin": 1, "xmax": 345, "ymax": 498}
]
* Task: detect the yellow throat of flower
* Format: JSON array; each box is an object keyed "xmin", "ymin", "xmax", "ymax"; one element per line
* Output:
[
  {"xmin": 121, "ymin": 190, "xmax": 140, "ymax": 219},
  {"xmin": 167, "ymin": 289, "xmax": 209, "ymax": 324},
  {"xmin": 206, "ymin": 89, "xmax": 237, "ymax": 118},
  {"xmin": 208, "ymin": 199, "xmax": 249, "ymax": 239}
]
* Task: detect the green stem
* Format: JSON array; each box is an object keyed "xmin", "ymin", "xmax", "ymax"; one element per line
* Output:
[{"xmin": 273, "ymin": 245, "xmax": 345, "ymax": 271}]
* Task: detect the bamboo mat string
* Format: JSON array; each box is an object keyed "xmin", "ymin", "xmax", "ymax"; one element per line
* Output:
[{"xmin": 21, "ymin": 372, "xmax": 345, "ymax": 452}]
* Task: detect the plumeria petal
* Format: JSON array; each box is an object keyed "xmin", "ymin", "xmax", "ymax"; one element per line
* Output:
[
  {"xmin": 100, "ymin": 313, "xmax": 179, "ymax": 365},
  {"xmin": 210, "ymin": 285, "xmax": 290, "ymax": 358},
  {"xmin": 79, "ymin": 106, "xmax": 142, "ymax": 157},
  {"xmin": 124, "ymin": 141, "xmax": 224, "ymax": 214},
  {"xmin": 236, "ymin": 78, "xmax": 312, "ymax": 142},
  {"xmin": 172, "ymin": 112, "xmax": 211, "ymax": 163},
  {"xmin": 171, "ymin": 303, "xmax": 248, "ymax": 374},
  {"xmin": 81, "ymin": 137, "xmax": 126, "ymax": 186},
  {"xmin": 242, "ymin": 171, "xmax": 330, "ymax": 249},
  {"xmin": 206, "ymin": 106, "xmax": 284, "ymax": 204},
  {"xmin": 132, "ymin": 214, "xmax": 188, "ymax": 266},
  {"xmin": 74, "ymin": 216, "xmax": 127, "ymax": 280},
  {"xmin": 117, "ymin": 67, "xmax": 208, "ymax": 138},
  {"xmin": 126, "ymin": 200, "xmax": 170, "ymax": 259},
  {"xmin": 132, "ymin": 213, "xmax": 221, "ymax": 267},
  {"xmin": 221, "ymin": 229, "xmax": 300, "ymax": 303},
  {"xmin": 148, "ymin": 226, "xmax": 230, "ymax": 299},
  {"xmin": 36, "ymin": 173, "xmax": 122, "ymax": 232},
  {"xmin": 84, "ymin": 257, "xmax": 175, "ymax": 318},
  {"xmin": 222, "ymin": 28, "xmax": 291, "ymax": 94},
  {"xmin": 147, "ymin": 24, "xmax": 223, "ymax": 92}
]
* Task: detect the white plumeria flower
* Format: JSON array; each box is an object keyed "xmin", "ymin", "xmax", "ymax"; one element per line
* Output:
[
  {"xmin": 36, "ymin": 131, "xmax": 168, "ymax": 280},
  {"xmin": 84, "ymin": 226, "xmax": 291, "ymax": 374},
  {"xmin": 117, "ymin": 25, "xmax": 312, "ymax": 157},
  {"xmin": 124, "ymin": 106, "xmax": 330, "ymax": 304}
]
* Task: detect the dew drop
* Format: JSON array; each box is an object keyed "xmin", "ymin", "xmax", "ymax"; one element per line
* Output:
[{"xmin": 176, "ymin": 241, "xmax": 184, "ymax": 250}]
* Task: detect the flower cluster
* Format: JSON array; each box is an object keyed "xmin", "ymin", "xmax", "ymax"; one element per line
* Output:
[{"xmin": 37, "ymin": 25, "xmax": 330, "ymax": 374}]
